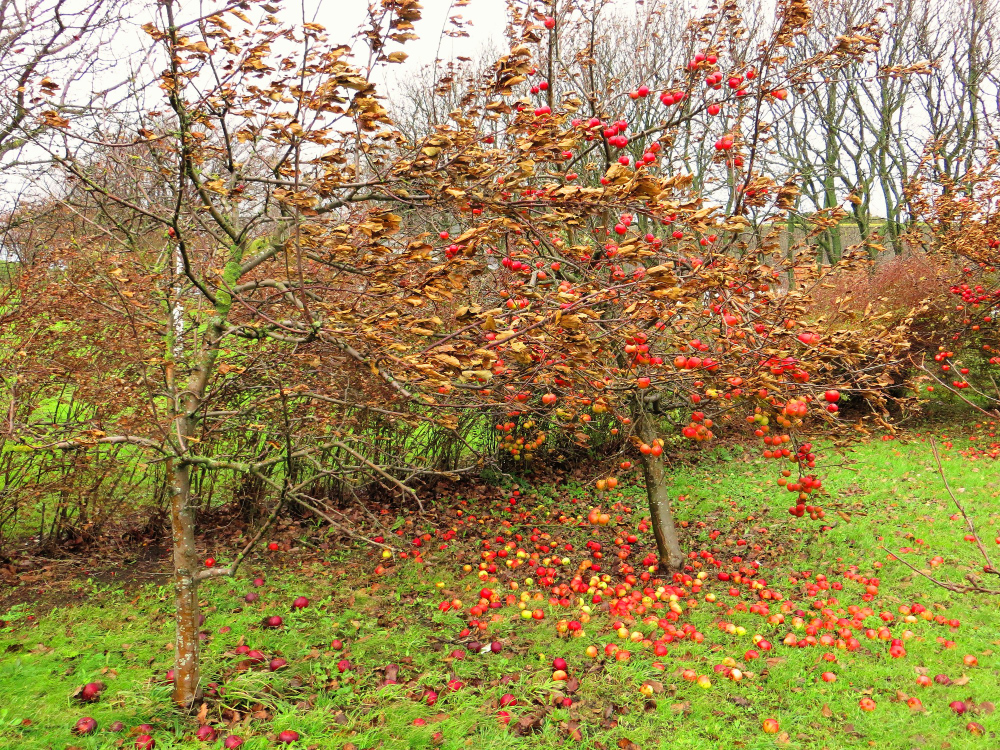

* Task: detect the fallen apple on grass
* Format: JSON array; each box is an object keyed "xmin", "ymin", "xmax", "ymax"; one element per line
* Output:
[{"xmin": 72, "ymin": 717, "xmax": 97, "ymax": 735}]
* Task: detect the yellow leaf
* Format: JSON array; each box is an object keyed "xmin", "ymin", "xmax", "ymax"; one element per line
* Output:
[
  {"xmin": 180, "ymin": 40, "xmax": 212, "ymax": 54},
  {"xmin": 509, "ymin": 341, "xmax": 531, "ymax": 364},
  {"xmin": 433, "ymin": 354, "xmax": 462, "ymax": 368},
  {"xmin": 646, "ymin": 264, "xmax": 675, "ymax": 278},
  {"xmin": 462, "ymin": 369, "xmax": 493, "ymax": 381}
]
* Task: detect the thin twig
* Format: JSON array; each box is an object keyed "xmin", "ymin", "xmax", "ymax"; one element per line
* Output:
[
  {"xmin": 881, "ymin": 545, "xmax": 1000, "ymax": 595},
  {"xmin": 330, "ymin": 440, "xmax": 423, "ymax": 511},
  {"xmin": 929, "ymin": 437, "xmax": 998, "ymax": 576},
  {"xmin": 196, "ymin": 493, "xmax": 285, "ymax": 582}
]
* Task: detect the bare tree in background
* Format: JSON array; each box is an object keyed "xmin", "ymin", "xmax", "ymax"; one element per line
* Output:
[
  {"xmin": 913, "ymin": 0, "xmax": 1000, "ymax": 184},
  {"xmin": 0, "ymin": 0, "xmax": 123, "ymax": 170},
  {"xmin": 0, "ymin": 0, "xmax": 125, "ymax": 274}
]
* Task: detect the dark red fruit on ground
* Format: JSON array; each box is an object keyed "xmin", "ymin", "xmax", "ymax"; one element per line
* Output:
[
  {"xmin": 79, "ymin": 681, "xmax": 103, "ymax": 702},
  {"xmin": 73, "ymin": 717, "xmax": 97, "ymax": 735},
  {"xmin": 195, "ymin": 725, "xmax": 216, "ymax": 741}
]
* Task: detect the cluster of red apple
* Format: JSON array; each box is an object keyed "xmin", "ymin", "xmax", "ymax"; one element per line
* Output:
[
  {"xmin": 936, "ymin": 421, "xmax": 1000, "ymax": 461},
  {"xmin": 681, "ymin": 410, "xmax": 714, "ymax": 442},
  {"xmin": 448, "ymin": 540, "xmax": 969, "ymax": 722},
  {"xmin": 162, "ymin": 474, "xmax": 999, "ymax": 743},
  {"xmin": 330, "ymin": 456, "xmax": 995, "ymax": 742},
  {"xmin": 71, "ymin": 716, "xmax": 181, "ymax": 748},
  {"xmin": 929, "ymin": 261, "xmax": 1000, "ymax": 393}
]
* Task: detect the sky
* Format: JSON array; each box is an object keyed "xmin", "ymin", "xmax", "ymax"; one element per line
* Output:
[
  {"xmin": 4, "ymin": 0, "xmax": 981, "ymax": 227},
  {"xmin": 2, "ymin": 0, "xmax": 510, "ymax": 215},
  {"xmin": 324, "ymin": 0, "xmax": 510, "ymax": 77}
]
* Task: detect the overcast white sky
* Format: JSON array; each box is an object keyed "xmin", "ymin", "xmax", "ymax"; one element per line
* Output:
[
  {"xmin": 1, "ymin": 0, "xmax": 512, "ymax": 222},
  {"xmin": 125, "ymin": 0, "xmax": 510, "ymax": 82},
  {"xmin": 325, "ymin": 0, "xmax": 509, "ymax": 74}
]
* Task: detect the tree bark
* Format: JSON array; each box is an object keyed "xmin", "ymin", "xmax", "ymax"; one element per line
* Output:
[
  {"xmin": 634, "ymin": 410, "xmax": 683, "ymax": 571},
  {"xmin": 169, "ymin": 455, "xmax": 201, "ymax": 707}
]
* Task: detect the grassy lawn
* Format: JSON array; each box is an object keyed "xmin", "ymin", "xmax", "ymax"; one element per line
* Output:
[{"xmin": 1, "ymin": 430, "xmax": 998, "ymax": 749}]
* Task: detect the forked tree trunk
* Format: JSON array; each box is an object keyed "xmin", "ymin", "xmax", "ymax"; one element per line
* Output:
[
  {"xmin": 169, "ymin": 455, "xmax": 202, "ymax": 707},
  {"xmin": 634, "ymin": 410, "xmax": 684, "ymax": 571}
]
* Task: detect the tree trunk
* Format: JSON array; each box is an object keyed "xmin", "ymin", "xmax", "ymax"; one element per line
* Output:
[
  {"xmin": 169, "ymin": 455, "xmax": 202, "ymax": 707},
  {"xmin": 634, "ymin": 410, "xmax": 683, "ymax": 571},
  {"xmin": 166, "ymin": 231, "xmax": 202, "ymax": 707}
]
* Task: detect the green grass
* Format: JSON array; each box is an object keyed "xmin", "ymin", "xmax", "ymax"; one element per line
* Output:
[{"xmin": 2, "ymin": 431, "xmax": 999, "ymax": 749}]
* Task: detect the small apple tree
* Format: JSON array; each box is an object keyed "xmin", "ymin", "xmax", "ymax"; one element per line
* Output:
[
  {"xmin": 5, "ymin": 0, "xmax": 492, "ymax": 706},
  {"xmin": 372, "ymin": 0, "xmax": 911, "ymax": 569}
]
